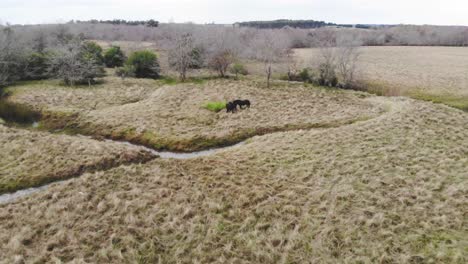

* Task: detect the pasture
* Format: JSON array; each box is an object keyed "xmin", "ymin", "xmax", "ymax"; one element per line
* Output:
[{"xmin": 295, "ymin": 46, "xmax": 468, "ymax": 110}]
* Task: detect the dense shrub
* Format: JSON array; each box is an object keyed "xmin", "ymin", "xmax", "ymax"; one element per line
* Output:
[
  {"xmin": 115, "ymin": 65, "xmax": 136, "ymax": 79},
  {"xmin": 48, "ymin": 39, "xmax": 105, "ymax": 86},
  {"xmin": 23, "ymin": 52, "xmax": 50, "ymax": 80},
  {"xmin": 104, "ymin": 46, "xmax": 126, "ymax": 68},
  {"xmin": 81, "ymin": 41, "xmax": 104, "ymax": 65},
  {"xmin": 283, "ymin": 68, "xmax": 313, "ymax": 83},
  {"xmin": 126, "ymin": 50, "xmax": 160, "ymax": 79},
  {"xmin": 189, "ymin": 47, "xmax": 204, "ymax": 69},
  {"xmin": 0, "ymin": 28, "xmax": 26, "ymax": 87},
  {"xmin": 230, "ymin": 63, "xmax": 248, "ymax": 78},
  {"xmin": 318, "ymin": 63, "xmax": 338, "ymax": 87},
  {"xmin": 299, "ymin": 68, "xmax": 312, "ymax": 82}
]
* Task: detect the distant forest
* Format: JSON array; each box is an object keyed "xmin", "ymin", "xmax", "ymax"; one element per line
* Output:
[
  {"xmin": 236, "ymin": 19, "xmax": 376, "ymax": 29},
  {"xmin": 74, "ymin": 19, "xmax": 159, "ymax": 27}
]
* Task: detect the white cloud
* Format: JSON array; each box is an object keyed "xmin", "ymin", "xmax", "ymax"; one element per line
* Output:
[{"xmin": 1, "ymin": 0, "xmax": 467, "ymax": 25}]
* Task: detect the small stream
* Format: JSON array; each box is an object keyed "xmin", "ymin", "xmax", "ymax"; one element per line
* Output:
[
  {"xmin": 0, "ymin": 140, "xmax": 246, "ymax": 204},
  {"xmin": 0, "ymin": 100, "xmax": 248, "ymax": 204}
]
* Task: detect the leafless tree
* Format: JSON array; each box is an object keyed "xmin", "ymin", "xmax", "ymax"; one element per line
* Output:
[
  {"xmin": 314, "ymin": 29, "xmax": 338, "ymax": 87},
  {"xmin": 204, "ymin": 29, "xmax": 241, "ymax": 77},
  {"xmin": 168, "ymin": 33, "xmax": 196, "ymax": 81},
  {"xmin": 336, "ymin": 34, "xmax": 362, "ymax": 88},
  {"xmin": 252, "ymin": 30, "xmax": 288, "ymax": 87},
  {"xmin": 313, "ymin": 29, "xmax": 362, "ymax": 88}
]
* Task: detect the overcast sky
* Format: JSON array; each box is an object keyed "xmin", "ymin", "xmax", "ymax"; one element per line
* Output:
[{"xmin": 1, "ymin": 0, "xmax": 467, "ymax": 26}]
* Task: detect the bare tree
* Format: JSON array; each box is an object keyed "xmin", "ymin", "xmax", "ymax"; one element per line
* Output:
[
  {"xmin": 336, "ymin": 34, "xmax": 362, "ymax": 88},
  {"xmin": 203, "ymin": 28, "xmax": 240, "ymax": 77},
  {"xmin": 209, "ymin": 51, "xmax": 234, "ymax": 77},
  {"xmin": 168, "ymin": 33, "xmax": 196, "ymax": 81},
  {"xmin": 252, "ymin": 30, "xmax": 288, "ymax": 88},
  {"xmin": 314, "ymin": 29, "xmax": 338, "ymax": 87},
  {"xmin": 285, "ymin": 48, "xmax": 298, "ymax": 81},
  {"xmin": 313, "ymin": 29, "xmax": 361, "ymax": 88}
]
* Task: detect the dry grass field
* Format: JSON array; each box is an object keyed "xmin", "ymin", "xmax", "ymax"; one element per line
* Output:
[
  {"xmin": 0, "ymin": 124, "xmax": 155, "ymax": 194},
  {"xmin": 294, "ymin": 47, "xmax": 468, "ymax": 110},
  {"xmin": 7, "ymin": 77, "xmax": 384, "ymax": 152},
  {"xmin": 0, "ymin": 96, "xmax": 466, "ymax": 263}
]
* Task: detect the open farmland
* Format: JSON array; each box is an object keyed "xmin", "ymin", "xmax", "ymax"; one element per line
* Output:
[{"xmin": 295, "ymin": 46, "xmax": 468, "ymax": 110}]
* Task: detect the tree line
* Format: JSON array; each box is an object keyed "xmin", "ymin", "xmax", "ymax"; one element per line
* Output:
[
  {"xmin": 0, "ymin": 25, "xmax": 363, "ymax": 91},
  {"xmin": 235, "ymin": 19, "xmax": 375, "ymax": 30},
  {"xmin": 236, "ymin": 19, "xmax": 335, "ymax": 29},
  {"xmin": 74, "ymin": 19, "xmax": 159, "ymax": 27}
]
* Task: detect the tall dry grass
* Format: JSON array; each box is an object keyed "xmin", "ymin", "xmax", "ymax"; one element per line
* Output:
[
  {"xmin": 0, "ymin": 124, "xmax": 156, "ymax": 193},
  {"xmin": 0, "ymin": 97, "xmax": 466, "ymax": 263}
]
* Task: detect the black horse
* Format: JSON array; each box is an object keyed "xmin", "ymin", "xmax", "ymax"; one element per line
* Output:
[
  {"xmin": 232, "ymin": 100, "xmax": 251, "ymax": 109},
  {"xmin": 226, "ymin": 102, "xmax": 237, "ymax": 113},
  {"xmin": 226, "ymin": 99, "xmax": 251, "ymax": 113}
]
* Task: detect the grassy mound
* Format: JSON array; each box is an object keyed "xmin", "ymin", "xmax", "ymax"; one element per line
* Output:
[{"xmin": 6, "ymin": 77, "xmax": 385, "ymax": 152}]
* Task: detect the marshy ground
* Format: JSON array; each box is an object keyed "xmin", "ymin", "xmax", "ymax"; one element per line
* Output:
[{"xmin": 0, "ymin": 75, "xmax": 467, "ymax": 263}]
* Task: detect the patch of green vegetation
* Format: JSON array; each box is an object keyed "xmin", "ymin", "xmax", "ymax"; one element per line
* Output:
[
  {"xmin": 404, "ymin": 231, "xmax": 467, "ymax": 262},
  {"xmin": 158, "ymin": 76, "xmax": 224, "ymax": 86},
  {"xmin": 409, "ymin": 91, "xmax": 468, "ymax": 112},
  {"xmin": 159, "ymin": 76, "xmax": 178, "ymax": 85},
  {"xmin": 202, "ymin": 101, "xmax": 226, "ymax": 112}
]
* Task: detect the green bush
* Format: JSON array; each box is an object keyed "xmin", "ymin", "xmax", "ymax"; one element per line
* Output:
[
  {"xmin": 284, "ymin": 68, "xmax": 313, "ymax": 83},
  {"xmin": 104, "ymin": 46, "xmax": 126, "ymax": 68},
  {"xmin": 81, "ymin": 41, "xmax": 104, "ymax": 65},
  {"xmin": 126, "ymin": 50, "xmax": 160, "ymax": 79},
  {"xmin": 202, "ymin": 101, "xmax": 226, "ymax": 112},
  {"xmin": 230, "ymin": 63, "xmax": 248, "ymax": 78},
  {"xmin": 115, "ymin": 65, "xmax": 136, "ymax": 79},
  {"xmin": 24, "ymin": 52, "xmax": 49, "ymax": 80},
  {"xmin": 299, "ymin": 68, "xmax": 311, "ymax": 82},
  {"xmin": 190, "ymin": 47, "xmax": 204, "ymax": 69}
]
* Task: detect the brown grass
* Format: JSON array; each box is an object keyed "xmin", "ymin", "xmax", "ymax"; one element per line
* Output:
[
  {"xmin": 294, "ymin": 46, "xmax": 468, "ymax": 110},
  {"xmin": 0, "ymin": 124, "xmax": 156, "ymax": 194},
  {"xmin": 7, "ymin": 78, "xmax": 384, "ymax": 152},
  {"xmin": 0, "ymin": 97, "xmax": 466, "ymax": 263}
]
